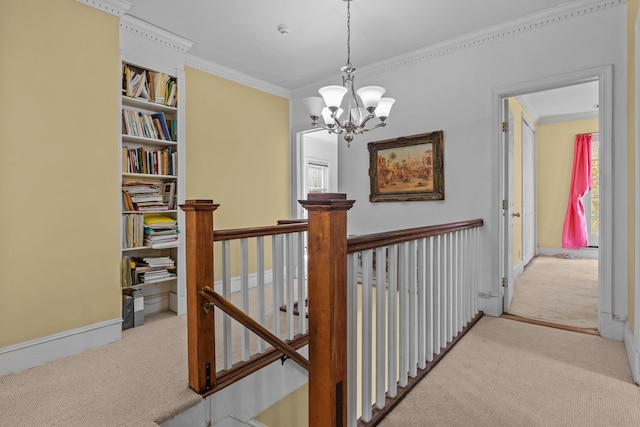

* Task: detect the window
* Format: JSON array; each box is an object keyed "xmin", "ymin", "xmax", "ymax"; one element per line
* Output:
[
  {"xmin": 583, "ymin": 133, "xmax": 599, "ymax": 247},
  {"xmin": 307, "ymin": 161, "xmax": 329, "ymax": 193}
]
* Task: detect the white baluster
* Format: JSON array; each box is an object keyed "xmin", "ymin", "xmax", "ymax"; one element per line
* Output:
[
  {"xmin": 297, "ymin": 232, "xmax": 307, "ymax": 334},
  {"xmin": 375, "ymin": 247, "xmax": 387, "ymax": 409},
  {"xmin": 361, "ymin": 249, "xmax": 373, "ymax": 421},
  {"xmin": 408, "ymin": 240, "xmax": 417, "ymax": 378},
  {"xmin": 257, "ymin": 236, "xmax": 265, "ymax": 353},
  {"xmin": 440, "ymin": 234, "xmax": 447, "ymax": 350},
  {"xmin": 417, "ymin": 238, "xmax": 426, "ymax": 370},
  {"xmin": 222, "ymin": 240, "xmax": 233, "ymax": 369},
  {"xmin": 272, "ymin": 235, "xmax": 283, "ymax": 339},
  {"xmin": 347, "ymin": 253, "xmax": 358, "ymax": 426},
  {"xmin": 433, "ymin": 235, "xmax": 441, "ymax": 356},
  {"xmin": 240, "ymin": 238, "xmax": 250, "ymax": 361},
  {"xmin": 387, "ymin": 244, "xmax": 398, "ymax": 398},
  {"xmin": 286, "ymin": 233, "xmax": 295, "ymax": 340},
  {"xmin": 426, "ymin": 236, "xmax": 434, "ymax": 362},
  {"xmin": 398, "ymin": 243, "xmax": 408, "ymax": 388}
]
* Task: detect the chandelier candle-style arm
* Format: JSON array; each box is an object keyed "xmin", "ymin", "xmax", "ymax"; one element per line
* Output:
[{"xmin": 301, "ymin": 0, "xmax": 395, "ymax": 146}]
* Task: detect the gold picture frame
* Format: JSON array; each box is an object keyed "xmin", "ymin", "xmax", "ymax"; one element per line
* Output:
[{"xmin": 368, "ymin": 131, "xmax": 444, "ymax": 202}]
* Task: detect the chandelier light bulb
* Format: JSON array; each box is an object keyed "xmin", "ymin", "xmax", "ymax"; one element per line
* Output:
[
  {"xmin": 356, "ymin": 86, "xmax": 385, "ymax": 112},
  {"xmin": 303, "ymin": 0, "xmax": 395, "ymax": 145},
  {"xmin": 319, "ymin": 85, "xmax": 348, "ymax": 110},
  {"xmin": 375, "ymin": 97, "xmax": 396, "ymax": 120}
]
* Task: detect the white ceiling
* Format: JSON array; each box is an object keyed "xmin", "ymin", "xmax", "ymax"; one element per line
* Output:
[
  {"xmin": 519, "ymin": 81, "xmax": 600, "ymax": 122},
  {"xmin": 126, "ymin": 0, "xmax": 583, "ymax": 90},
  {"xmin": 125, "ymin": 0, "xmax": 599, "ymax": 119}
]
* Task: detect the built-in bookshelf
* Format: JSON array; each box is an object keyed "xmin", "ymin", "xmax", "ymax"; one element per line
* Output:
[{"xmin": 120, "ymin": 62, "xmax": 182, "ymax": 323}]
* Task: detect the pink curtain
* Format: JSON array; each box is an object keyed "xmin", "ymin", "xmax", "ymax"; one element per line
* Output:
[{"xmin": 561, "ymin": 133, "xmax": 593, "ymax": 249}]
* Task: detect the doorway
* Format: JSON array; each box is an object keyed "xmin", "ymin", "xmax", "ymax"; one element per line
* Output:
[
  {"xmin": 295, "ymin": 129, "xmax": 339, "ymax": 218},
  {"xmin": 497, "ymin": 67, "xmax": 612, "ymax": 334}
]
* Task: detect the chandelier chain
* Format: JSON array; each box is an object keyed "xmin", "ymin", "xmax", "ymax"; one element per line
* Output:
[{"xmin": 346, "ymin": 0, "xmax": 351, "ymax": 67}]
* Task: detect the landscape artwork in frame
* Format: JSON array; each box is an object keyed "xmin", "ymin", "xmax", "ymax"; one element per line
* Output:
[{"xmin": 368, "ymin": 131, "xmax": 444, "ymax": 202}]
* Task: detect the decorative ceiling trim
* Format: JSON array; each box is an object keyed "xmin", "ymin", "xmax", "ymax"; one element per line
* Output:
[
  {"xmin": 120, "ymin": 15, "xmax": 194, "ymax": 53},
  {"xmin": 294, "ymin": 0, "xmax": 626, "ymax": 95},
  {"xmin": 185, "ymin": 55, "xmax": 291, "ymax": 99},
  {"xmin": 76, "ymin": 0, "xmax": 133, "ymax": 17},
  {"xmin": 537, "ymin": 110, "xmax": 599, "ymax": 125}
]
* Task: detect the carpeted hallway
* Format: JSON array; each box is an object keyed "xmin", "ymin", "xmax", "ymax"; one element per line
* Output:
[
  {"xmin": 2, "ymin": 312, "xmax": 638, "ymax": 426},
  {"xmin": 507, "ymin": 255, "xmax": 599, "ymax": 330},
  {"xmin": 379, "ymin": 316, "xmax": 640, "ymax": 427}
]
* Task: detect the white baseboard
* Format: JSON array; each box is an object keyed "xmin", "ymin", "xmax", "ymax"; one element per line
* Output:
[
  {"xmin": 599, "ymin": 312, "xmax": 625, "ymax": 341},
  {"xmin": 0, "ymin": 318, "xmax": 122, "ymax": 377},
  {"xmin": 537, "ymin": 247, "xmax": 599, "ymax": 259},
  {"xmin": 214, "ymin": 270, "xmax": 274, "ymax": 295},
  {"xmin": 624, "ymin": 321, "xmax": 640, "ymax": 384}
]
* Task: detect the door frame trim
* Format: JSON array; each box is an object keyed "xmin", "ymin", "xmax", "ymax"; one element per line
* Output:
[{"xmin": 492, "ymin": 65, "xmax": 612, "ymax": 335}]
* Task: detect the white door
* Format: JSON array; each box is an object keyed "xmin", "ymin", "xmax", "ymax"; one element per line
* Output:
[
  {"xmin": 503, "ymin": 99, "xmax": 515, "ymax": 312},
  {"xmin": 521, "ymin": 119, "xmax": 536, "ymax": 264}
]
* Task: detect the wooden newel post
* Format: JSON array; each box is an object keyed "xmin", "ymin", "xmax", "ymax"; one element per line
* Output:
[
  {"xmin": 300, "ymin": 193, "xmax": 355, "ymax": 427},
  {"xmin": 180, "ymin": 199, "xmax": 219, "ymax": 393}
]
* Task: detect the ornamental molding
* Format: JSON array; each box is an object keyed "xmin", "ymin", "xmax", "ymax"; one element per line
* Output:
[
  {"xmin": 294, "ymin": 0, "xmax": 626, "ymax": 95},
  {"xmin": 119, "ymin": 15, "xmax": 194, "ymax": 54},
  {"xmin": 185, "ymin": 55, "xmax": 291, "ymax": 99},
  {"xmin": 76, "ymin": 0, "xmax": 132, "ymax": 17}
]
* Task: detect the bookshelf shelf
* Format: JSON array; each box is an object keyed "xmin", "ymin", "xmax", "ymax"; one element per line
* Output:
[
  {"xmin": 122, "ymin": 173, "xmax": 176, "ymax": 179},
  {"xmin": 122, "ymin": 134, "xmax": 178, "ymax": 148},
  {"xmin": 122, "ymin": 95, "xmax": 177, "ymax": 113},
  {"xmin": 120, "ymin": 61, "xmax": 184, "ymax": 324}
]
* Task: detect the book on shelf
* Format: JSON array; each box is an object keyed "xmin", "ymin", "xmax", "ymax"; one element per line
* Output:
[
  {"xmin": 123, "ymin": 181, "xmax": 174, "ymax": 212},
  {"xmin": 122, "ymin": 213, "xmax": 144, "ymax": 249},
  {"xmin": 162, "ymin": 181, "xmax": 176, "ymax": 209},
  {"xmin": 123, "ymin": 64, "xmax": 178, "ymax": 107},
  {"xmin": 143, "ymin": 215, "xmax": 179, "ymax": 248},
  {"xmin": 123, "ymin": 146, "xmax": 176, "ymax": 176},
  {"xmin": 125, "ymin": 256, "xmax": 176, "ymax": 286}
]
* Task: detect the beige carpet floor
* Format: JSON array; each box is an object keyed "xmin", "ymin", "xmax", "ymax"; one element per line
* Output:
[
  {"xmin": 0, "ymin": 312, "xmax": 199, "ymax": 427},
  {"xmin": 507, "ymin": 255, "xmax": 598, "ymax": 330},
  {"xmin": 379, "ymin": 316, "xmax": 640, "ymax": 427}
]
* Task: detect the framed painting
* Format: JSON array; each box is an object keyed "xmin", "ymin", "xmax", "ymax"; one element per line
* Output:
[{"xmin": 368, "ymin": 131, "xmax": 444, "ymax": 202}]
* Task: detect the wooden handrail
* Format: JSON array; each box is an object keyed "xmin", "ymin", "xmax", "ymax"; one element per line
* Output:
[
  {"xmin": 277, "ymin": 219, "xmax": 309, "ymax": 225},
  {"xmin": 214, "ymin": 222, "xmax": 308, "ymax": 241},
  {"xmin": 199, "ymin": 286, "xmax": 310, "ymax": 371},
  {"xmin": 347, "ymin": 218, "xmax": 483, "ymax": 253}
]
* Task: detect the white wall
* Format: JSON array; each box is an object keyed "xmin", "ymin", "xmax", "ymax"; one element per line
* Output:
[{"xmin": 291, "ymin": 3, "xmax": 627, "ymax": 319}]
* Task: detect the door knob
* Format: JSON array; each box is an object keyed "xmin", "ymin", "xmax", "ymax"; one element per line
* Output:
[{"xmin": 512, "ymin": 212, "xmax": 521, "ymax": 218}]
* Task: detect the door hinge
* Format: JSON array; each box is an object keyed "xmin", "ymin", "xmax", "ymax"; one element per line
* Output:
[
  {"xmin": 502, "ymin": 121, "xmax": 508, "ymax": 132},
  {"xmin": 502, "ymin": 277, "xmax": 508, "ymax": 287},
  {"xmin": 502, "ymin": 199, "xmax": 508, "ymax": 210}
]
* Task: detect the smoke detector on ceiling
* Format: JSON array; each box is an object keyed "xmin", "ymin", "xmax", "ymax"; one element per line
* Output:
[{"xmin": 277, "ymin": 24, "xmax": 291, "ymax": 35}]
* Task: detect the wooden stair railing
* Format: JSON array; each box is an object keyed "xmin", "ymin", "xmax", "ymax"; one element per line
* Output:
[{"xmin": 199, "ymin": 286, "xmax": 310, "ymax": 371}]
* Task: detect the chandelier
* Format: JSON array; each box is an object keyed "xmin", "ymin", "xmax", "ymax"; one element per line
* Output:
[{"xmin": 303, "ymin": 0, "xmax": 395, "ymax": 146}]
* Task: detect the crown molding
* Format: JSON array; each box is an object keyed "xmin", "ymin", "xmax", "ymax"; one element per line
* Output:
[
  {"xmin": 293, "ymin": 0, "xmax": 626, "ymax": 95},
  {"xmin": 76, "ymin": 0, "xmax": 133, "ymax": 16},
  {"xmin": 537, "ymin": 110, "xmax": 599, "ymax": 125},
  {"xmin": 120, "ymin": 15, "xmax": 194, "ymax": 53},
  {"xmin": 185, "ymin": 55, "xmax": 291, "ymax": 99}
]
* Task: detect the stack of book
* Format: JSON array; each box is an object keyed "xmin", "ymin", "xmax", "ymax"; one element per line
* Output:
[
  {"xmin": 122, "ymin": 213, "xmax": 144, "ymax": 249},
  {"xmin": 143, "ymin": 216, "xmax": 179, "ymax": 248},
  {"xmin": 130, "ymin": 256, "xmax": 176, "ymax": 285},
  {"xmin": 122, "ymin": 182, "xmax": 172, "ymax": 212}
]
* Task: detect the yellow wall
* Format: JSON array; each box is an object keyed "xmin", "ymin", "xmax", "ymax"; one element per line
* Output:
[
  {"xmin": 0, "ymin": 1, "xmax": 121, "ymax": 347},
  {"xmin": 537, "ymin": 118, "xmax": 599, "ymax": 249},
  {"xmin": 184, "ymin": 68, "xmax": 290, "ymax": 228},
  {"xmin": 254, "ymin": 384, "xmax": 308, "ymax": 427},
  {"xmin": 507, "ymin": 98, "xmax": 535, "ymax": 265},
  {"xmin": 628, "ymin": 0, "xmax": 640, "ymax": 331}
]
